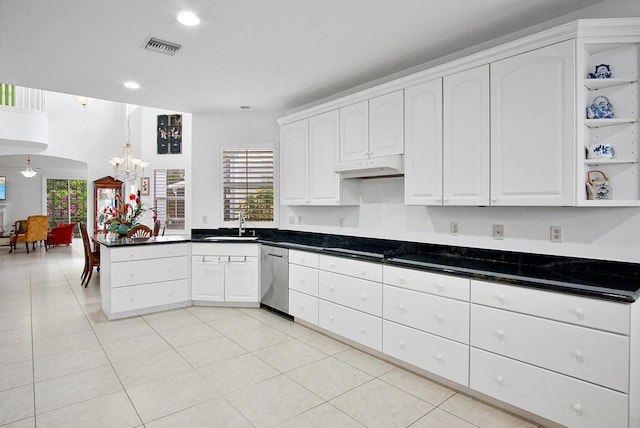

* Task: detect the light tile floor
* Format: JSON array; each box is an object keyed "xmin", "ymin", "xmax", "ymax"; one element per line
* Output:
[{"xmin": 0, "ymin": 241, "xmax": 543, "ymax": 427}]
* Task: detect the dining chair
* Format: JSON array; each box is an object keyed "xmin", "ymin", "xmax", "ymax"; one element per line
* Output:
[
  {"xmin": 153, "ymin": 219, "xmax": 161, "ymax": 237},
  {"xmin": 127, "ymin": 224, "xmax": 153, "ymax": 238},
  {"xmin": 79, "ymin": 222, "xmax": 100, "ymax": 287}
]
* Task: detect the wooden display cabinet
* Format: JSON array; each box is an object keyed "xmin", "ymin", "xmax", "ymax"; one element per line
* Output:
[{"xmin": 93, "ymin": 176, "xmax": 123, "ymax": 232}]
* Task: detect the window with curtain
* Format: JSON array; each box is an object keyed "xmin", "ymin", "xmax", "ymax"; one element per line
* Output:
[
  {"xmin": 222, "ymin": 148, "xmax": 274, "ymax": 223},
  {"xmin": 46, "ymin": 179, "xmax": 87, "ymax": 232},
  {"xmin": 154, "ymin": 169, "xmax": 186, "ymax": 231}
]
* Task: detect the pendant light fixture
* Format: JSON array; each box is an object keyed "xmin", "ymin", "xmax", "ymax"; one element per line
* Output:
[{"xmin": 21, "ymin": 155, "xmax": 37, "ymax": 178}]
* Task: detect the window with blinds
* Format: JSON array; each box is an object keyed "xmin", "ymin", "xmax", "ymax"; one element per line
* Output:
[
  {"xmin": 154, "ymin": 169, "xmax": 185, "ymax": 230},
  {"xmin": 222, "ymin": 148, "xmax": 274, "ymax": 222}
]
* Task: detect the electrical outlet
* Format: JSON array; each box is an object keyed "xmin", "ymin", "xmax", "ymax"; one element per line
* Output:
[
  {"xmin": 550, "ymin": 225, "xmax": 562, "ymax": 243},
  {"xmin": 339, "ymin": 217, "xmax": 345, "ymax": 227},
  {"xmin": 450, "ymin": 221, "xmax": 459, "ymax": 235},
  {"xmin": 288, "ymin": 215, "xmax": 295, "ymax": 224},
  {"xmin": 297, "ymin": 216, "xmax": 303, "ymax": 225},
  {"xmin": 202, "ymin": 215, "xmax": 208, "ymax": 223},
  {"xmin": 493, "ymin": 224, "xmax": 504, "ymax": 240}
]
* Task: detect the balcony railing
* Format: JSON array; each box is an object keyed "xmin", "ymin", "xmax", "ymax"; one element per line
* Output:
[{"xmin": 1, "ymin": 84, "xmax": 46, "ymax": 112}]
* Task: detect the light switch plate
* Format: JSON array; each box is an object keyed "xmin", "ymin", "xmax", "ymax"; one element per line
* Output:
[{"xmin": 493, "ymin": 224, "xmax": 504, "ymax": 240}]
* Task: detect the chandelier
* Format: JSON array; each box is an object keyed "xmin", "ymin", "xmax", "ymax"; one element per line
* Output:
[
  {"xmin": 109, "ymin": 143, "xmax": 148, "ymax": 181},
  {"xmin": 109, "ymin": 112, "xmax": 148, "ymax": 181},
  {"xmin": 21, "ymin": 155, "xmax": 37, "ymax": 178}
]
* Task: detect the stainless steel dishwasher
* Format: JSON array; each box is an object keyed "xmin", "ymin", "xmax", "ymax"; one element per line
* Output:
[{"xmin": 260, "ymin": 245, "xmax": 289, "ymax": 314}]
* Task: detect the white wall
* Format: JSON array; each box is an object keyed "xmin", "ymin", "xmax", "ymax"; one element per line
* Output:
[{"xmin": 191, "ymin": 111, "xmax": 282, "ymax": 230}]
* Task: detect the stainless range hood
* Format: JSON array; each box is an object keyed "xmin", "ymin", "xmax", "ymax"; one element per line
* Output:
[{"xmin": 333, "ymin": 154, "xmax": 403, "ymax": 179}]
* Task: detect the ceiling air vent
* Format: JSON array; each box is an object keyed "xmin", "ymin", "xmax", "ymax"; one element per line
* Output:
[{"xmin": 144, "ymin": 37, "xmax": 181, "ymax": 56}]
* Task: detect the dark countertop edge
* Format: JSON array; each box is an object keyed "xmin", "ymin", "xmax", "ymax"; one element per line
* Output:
[{"xmin": 384, "ymin": 257, "xmax": 637, "ymax": 304}]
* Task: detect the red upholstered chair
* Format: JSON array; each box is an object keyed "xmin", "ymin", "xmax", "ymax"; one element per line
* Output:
[{"xmin": 47, "ymin": 222, "xmax": 76, "ymax": 248}]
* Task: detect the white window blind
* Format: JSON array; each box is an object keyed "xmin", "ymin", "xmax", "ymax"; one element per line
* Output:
[
  {"xmin": 223, "ymin": 149, "xmax": 274, "ymax": 222},
  {"xmin": 154, "ymin": 169, "xmax": 185, "ymax": 230}
]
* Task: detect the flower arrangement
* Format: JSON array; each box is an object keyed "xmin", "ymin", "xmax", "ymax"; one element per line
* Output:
[{"xmin": 103, "ymin": 193, "xmax": 148, "ymax": 235}]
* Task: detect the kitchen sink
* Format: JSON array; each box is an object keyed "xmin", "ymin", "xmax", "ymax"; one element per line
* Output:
[{"xmin": 202, "ymin": 236, "xmax": 259, "ymax": 241}]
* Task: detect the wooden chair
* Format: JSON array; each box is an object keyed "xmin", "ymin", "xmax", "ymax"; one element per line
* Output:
[
  {"xmin": 127, "ymin": 224, "xmax": 152, "ymax": 238},
  {"xmin": 79, "ymin": 222, "xmax": 100, "ymax": 287},
  {"xmin": 152, "ymin": 219, "xmax": 161, "ymax": 237}
]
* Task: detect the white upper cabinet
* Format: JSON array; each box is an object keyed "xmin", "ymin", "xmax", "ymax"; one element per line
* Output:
[
  {"xmin": 490, "ymin": 40, "xmax": 576, "ymax": 206},
  {"xmin": 280, "ymin": 119, "xmax": 309, "ymax": 205},
  {"xmin": 309, "ymin": 110, "xmax": 341, "ymax": 204},
  {"xmin": 404, "ymin": 78, "xmax": 443, "ymax": 205},
  {"xmin": 340, "ymin": 101, "xmax": 369, "ymax": 162},
  {"xmin": 444, "ymin": 65, "xmax": 490, "ymax": 206},
  {"xmin": 369, "ymin": 90, "xmax": 405, "ymax": 158}
]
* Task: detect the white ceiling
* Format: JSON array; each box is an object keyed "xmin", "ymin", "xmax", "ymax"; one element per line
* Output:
[{"xmin": 0, "ymin": 0, "xmax": 604, "ymax": 114}]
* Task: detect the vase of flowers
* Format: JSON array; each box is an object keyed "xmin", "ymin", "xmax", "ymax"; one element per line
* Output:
[{"xmin": 103, "ymin": 193, "xmax": 148, "ymax": 237}]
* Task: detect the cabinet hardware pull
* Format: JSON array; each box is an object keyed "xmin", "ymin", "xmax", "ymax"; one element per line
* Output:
[
  {"xmin": 360, "ymin": 294, "xmax": 366, "ymax": 300},
  {"xmin": 360, "ymin": 268, "xmax": 366, "ymax": 275},
  {"xmin": 129, "ymin": 272, "xmax": 134, "ymax": 277},
  {"xmin": 267, "ymin": 254, "xmax": 283, "ymax": 258},
  {"xmin": 496, "ymin": 330, "xmax": 505, "ymax": 341},
  {"xmin": 573, "ymin": 350, "xmax": 584, "ymax": 364},
  {"xmin": 574, "ymin": 308, "xmax": 585, "ymax": 321},
  {"xmin": 436, "ymin": 314, "xmax": 444, "ymax": 323},
  {"xmin": 398, "ymin": 304, "xmax": 406, "ymax": 311},
  {"xmin": 497, "ymin": 294, "xmax": 505, "ymax": 305},
  {"xmin": 436, "ymin": 354, "xmax": 443, "ymax": 362},
  {"xmin": 495, "ymin": 376, "xmax": 504, "ymax": 385},
  {"xmin": 399, "ymin": 341, "xmax": 405, "ymax": 348},
  {"xmin": 360, "ymin": 327, "xmax": 366, "ymax": 333},
  {"xmin": 399, "ymin": 276, "xmax": 406, "ymax": 282},
  {"xmin": 572, "ymin": 403, "xmax": 583, "ymax": 416}
]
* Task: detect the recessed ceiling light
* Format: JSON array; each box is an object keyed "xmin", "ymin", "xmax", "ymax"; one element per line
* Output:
[
  {"xmin": 177, "ymin": 11, "xmax": 200, "ymax": 26},
  {"xmin": 124, "ymin": 81, "xmax": 140, "ymax": 89}
]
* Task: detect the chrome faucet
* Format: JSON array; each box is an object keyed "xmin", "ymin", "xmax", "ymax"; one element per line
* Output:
[{"xmin": 238, "ymin": 210, "xmax": 246, "ymax": 236}]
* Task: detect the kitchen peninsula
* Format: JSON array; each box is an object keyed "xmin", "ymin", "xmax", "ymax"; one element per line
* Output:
[{"xmin": 96, "ymin": 235, "xmax": 191, "ymax": 320}]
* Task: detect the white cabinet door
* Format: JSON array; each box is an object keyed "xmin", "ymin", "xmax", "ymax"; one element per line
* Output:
[
  {"xmin": 224, "ymin": 256, "xmax": 259, "ymax": 302},
  {"xmin": 369, "ymin": 90, "xmax": 404, "ymax": 158},
  {"xmin": 280, "ymin": 119, "xmax": 309, "ymax": 204},
  {"xmin": 309, "ymin": 110, "xmax": 341, "ymax": 205},
  {"xmin": 404, "ymin": 78, "xmax": 443, "ymax": 205},
  {"xmin": 192, "ymin": 256, "xmax": 225, "ymax": 302},
  {"xmin": 490, "ymin": 40, "xmax": 576, "ymax": 205},
  {"xmin": 339, "ymin": 101, "xmax": 369, "ymax": 162},
  {"xmin": 444, "ymin": 65, "xmax": 490, "ymax": 205}
]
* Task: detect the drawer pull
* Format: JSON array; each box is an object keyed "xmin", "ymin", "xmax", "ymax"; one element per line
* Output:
[
  {"xmin": 496, "ymin": 294, "xmax": 505, "ymax": 305},
  {"xmin": 495, "ymin": 330, "xmax": 505, "ymax": 342},
  {"xmin": 360, "ymin": 294, "xmax": 366, "ymax": 301},
  {"xmin": 168, "ymin": 249, "xmax": 173, "ymax": 254},
  {"xmin": 360, "ymin": 268, "xmax": 366, "ymax": 275},
  {"xmin": 398, "ymin": 304, "xmax": 406, "ymax": 311},
  {"xmin": 574, "ymin": 308, "xmax": 585, "ymax": 321},
  {"xmin": 168, "ymin": 267, "xmax": 173, "ymax": 273},
  {"xmin": 572, "ymin": 350, "xmax": 584, "ymax": 364},
  {"xmin": 329, "ymin": 263, "xmax": 335, "ymax": 269},
  {"xmin": 300, "ymin": 258, "xmax": 305, "ymax": 263},
  {"xmin": 299, "ymin": 279, "xmax": 305, "ymax": 284},
  {"xmin": 329, "ymin": 315, "xmax": 334, "ymax": 321},
  {"xmin": 399, "ymin": 341, "xmax": 405, "ymax": 348},
  {"xmin": 399, "ymin": 276, "xmax": 406, "ymax": 283},
  {"xmin": 129, "ymin": 297, "xmax": 134, "ymax": 302},
  {"xmin": 329, "ymin": 285, "xmax": 334, "ymax": 291},
  {"xmin": 129, "ymin": 272, "xmax": 135, "ymax": 277},
  {"xmin": 299, "ymin": 305, "xmax": 304, "ymax": 310},
  {"xmin": 435, "ymin": 354, "xmax": 444, "ymax": 363},
  {"xmin": 360, "ymin": 327, "xmax": 366, "ymax": 334},
  {"xmin": 495, "ymin": 376, "xmax": 504, "ymax": 385},
  {"xmin": 436, "ymin": 314, "xmax": 444, "ymax": 323},
  {"xmin": 129, "ymin": 252, "xmax": 134, "ymax": 258},
  {"xmin": 436, "ymin": 283, "xmax": 445, "ymax": 293},
  {"xmin": 572, "ymin": 403, "xmax": 583, "ymax": 416}
]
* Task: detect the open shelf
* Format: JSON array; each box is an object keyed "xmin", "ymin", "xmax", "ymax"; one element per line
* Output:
[
  {"xmin": 584, "ymin": 78, "xmax": 638, "ymax": 90},
  {"xmin": 584, "ymin": 118, "xmax": 638, "ymax": 128},
  {"xmin": 584, "ymin": 158, "xmax": 638, "ymax": 165}
]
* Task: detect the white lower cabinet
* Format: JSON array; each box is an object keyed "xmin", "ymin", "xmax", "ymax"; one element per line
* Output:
[
  {"xmin": 471, "ymin": 304, "xmax": 629, "ymax": 392},
  {"xmin": 470, "ymin": 348, "xmax": 628, "ymax": 428},
  {"xmin": 319, "ymin": 299, "xmax": 382, "ymax": 351},
  {"xmin": 100, "ymin": 243, "xmax": 190, "ymax": 320},
  {"xmin": 191, "ymin": 244, "xmax": 259, "ymax": 305},
  {"xmin": 319, "ymin": 270, "xmax": 382, "ymax": 316},
  {"xmin": 289, "ymin": 289, "xmax": 318, "ymax": 325},
  {"xmin": 383, "ymin": 320, "xmax": 469, "ymax": 386}
]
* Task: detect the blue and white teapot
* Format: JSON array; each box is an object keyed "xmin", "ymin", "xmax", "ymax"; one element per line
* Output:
[
  {"xmin": 588, "ymin": 64, "xmax": 612, "ymax": 79},
  {"xmin": 587, "ymin": 95, "xmax": 614, "ymax": 119}
]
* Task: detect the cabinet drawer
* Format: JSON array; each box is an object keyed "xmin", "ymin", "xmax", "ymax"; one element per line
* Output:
[
  {"xmin": 319, "ymin": 270, "xmax": 382, "ymax": 316},
  {"xmin": 471, "ymin": 304, "xmax": 629, "ymax": 392},
  {"xmin": 289, "ymin": 290, "xmax": 318, "ymax": 325},
  {"xmin": 470, "ymin": 280, "xmax": 629, "ymax": 335},
  {"xmin": 383, "ymin": 285, "xmax": 469, "ymax": 343},
  {"xmin": 384, "ymin": 265, "xmax": 469, "ymax": 301},
  {"xmin": 289, "ymin": 264, "xmax": 319, "ymax": 296},
  {"xmin": 470, "ymin": 348, "xmax": 627, "ymax": 428},
  {"xmin": 289, "ymin": 250, "xmax": 319, "ymax": 268},
  {"xmin": 383, "ymin": 320, "xmax": 469, "ymax": 386},
  {"xmin": 111, "ymin": 243, "xmax": 188, "ymax": 262},
  {"xmin": 319, "ymin": 255, "xmax": 383, "ymax": 282},
  {"xmin": 111, "ymin": 279, "xmax": 190, "ymax": 313},
  {"xmin": 319, "ymin": 300, "xmax": 382, "ymax": 351},
  {"xmin": 111, "ymin": 256, "xmax": 189, "ymax": 288}
]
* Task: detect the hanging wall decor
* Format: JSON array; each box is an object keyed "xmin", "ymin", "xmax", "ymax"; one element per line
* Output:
[{"xmin": 157, "ymin": 114, "xmax": 182, "ymax": 154}]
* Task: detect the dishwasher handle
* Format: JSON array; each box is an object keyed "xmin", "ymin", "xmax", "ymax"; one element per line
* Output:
[{"xmin": 266, "ymin": 253, "xmax": 284, "ymax": 258}]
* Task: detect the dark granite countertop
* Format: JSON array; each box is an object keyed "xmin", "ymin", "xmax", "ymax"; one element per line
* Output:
[
  {"xmin": 95, "ymin": 234, "xmax": 190, "ymax": 247},
  {"xmin": 193, "ymin": 228, "xmax": 640, "ymax": 303}
]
